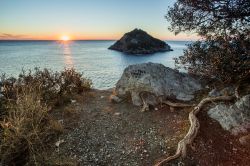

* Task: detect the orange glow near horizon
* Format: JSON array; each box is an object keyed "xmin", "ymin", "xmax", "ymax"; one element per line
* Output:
[
  {"xmin": 0, "ymin": 32, "xmax": 199, "ymax": 41},
  {"xmin": 1, "ymin": 1, "xmax": 202, "ymax": 41}
]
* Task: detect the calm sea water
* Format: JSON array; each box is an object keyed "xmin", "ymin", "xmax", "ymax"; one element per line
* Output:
[{"xmin": 0, "ymin": 40, "xmax": 191, "ymax": 89}]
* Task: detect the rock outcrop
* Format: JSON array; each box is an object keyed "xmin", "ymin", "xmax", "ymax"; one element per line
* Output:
[
  {"xmin": 112, "ymin": 63, "xmax": 202, "ymax": 106},
  {"xmin": 109, "ymin": 29, "xmax": 172, "ymax": 54},
  {"xmin": 208, "ymin": 95, "xmax": 250, "ymax": 135}
]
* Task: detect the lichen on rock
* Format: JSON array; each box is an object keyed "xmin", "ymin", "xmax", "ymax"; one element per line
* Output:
[
  {"xmin": 208, "ymin": 94, "xmax": 250, "ymax": 135},
  {"xmin": 112, "ymin": 63, "xmax": 202, "ymax": 106}
]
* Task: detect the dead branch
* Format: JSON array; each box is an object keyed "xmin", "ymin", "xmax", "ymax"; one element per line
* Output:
[{"xmin": 154, "ymin": 95, "xmax": 235, "ymax": 166}]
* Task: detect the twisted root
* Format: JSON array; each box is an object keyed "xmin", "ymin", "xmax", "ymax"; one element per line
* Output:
[
  {"xmin": 154, "ymin": 95, "xmax": 235, "ymax": 166},
  {"xmin": 139, "ymin": 91, "xmax": 194, "ymax": 112}
]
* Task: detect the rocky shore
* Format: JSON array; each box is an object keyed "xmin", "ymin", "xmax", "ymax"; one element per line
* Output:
[{"xmin": 0, "ymin": 63, "xmax": 249, "ymax": 165}]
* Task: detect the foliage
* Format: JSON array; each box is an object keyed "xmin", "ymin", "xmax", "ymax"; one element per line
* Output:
[
  {"xmin": 0, "ymin": 87, "xmax": 63, "ymax": 165},
  {"xmin": 0, "ymin": 68, "xmax": 91, "ymax": 165},
  {"xmin": 1, "ymin": 68, "xmax": 92, "ymax": 106},
  {"xmin": 167, "ymin": 0, "xmax": 250, "ymax": 37},
  {"xmin": 167, "ymin": 0, "xmax": 250, "ymax": 83},
  {"xmin": 175, "ymin": 37, "xmax": 250, "ymax": 82}
]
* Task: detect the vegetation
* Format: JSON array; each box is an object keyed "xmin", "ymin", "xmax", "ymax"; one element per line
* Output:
[
  {"xmin": 0, "ymin": 68, "xmax": 92, "ymax": 165},
  {"xmin": 155, "ymin": 1, "xmax": 250, "ymax": 165},
  {"xmin": 167, "ymin": 0, "xmax": 250, "ymax": 83}
]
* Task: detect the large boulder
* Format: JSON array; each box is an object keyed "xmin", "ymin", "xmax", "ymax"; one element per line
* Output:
[
  {"xmin": 208, "ymin": 95, "xmax": 250, "ymax": 135},
  {"xmin": 109, "ymin": 29, "xmax": 172, "ymax": 54},
  {"xmin": 112, "ymin": 63, "xmax": 202, "ymax": 106}
]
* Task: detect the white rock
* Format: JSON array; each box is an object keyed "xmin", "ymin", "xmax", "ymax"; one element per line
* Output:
[
  {"xmin": 208, "ymin": 95, "xmax": 250, "ymax": 135},
  {"xmin": 55, "ymin": 139, "xmax": 65, "ymax": 147},
  {"xmin": 113, "ymin": 63, "xmax": 202, "ymax": 106},
  {"xmin": 71, "ymin": 100, "xmax": 76, "ymax": 103}
]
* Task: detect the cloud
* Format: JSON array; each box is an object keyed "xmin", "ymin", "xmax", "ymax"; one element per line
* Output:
[{"xmin": 0, "ymin": 33, "xmax": 28, "ymax": 39}]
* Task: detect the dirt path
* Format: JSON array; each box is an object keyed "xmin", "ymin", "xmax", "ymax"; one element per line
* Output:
[
  {"xmin": 54, "ymin": 90, "xmax": 250, "ymax": 166},
  {"xmin": 56, "ymin": 90, "xmax": 189, "ymax": 166}
]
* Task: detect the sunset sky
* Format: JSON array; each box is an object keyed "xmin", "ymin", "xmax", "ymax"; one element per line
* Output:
[{"xmin": 0, "ymin": 0, "xmax": 198, "ymax": 40}]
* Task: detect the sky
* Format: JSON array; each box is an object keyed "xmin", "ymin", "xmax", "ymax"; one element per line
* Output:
[{"xmin": 0, "ymin": 0, "xmax": 198, "ymax": 40}]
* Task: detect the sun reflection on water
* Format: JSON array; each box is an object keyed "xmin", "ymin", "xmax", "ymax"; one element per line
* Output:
[{"xmin": 61, "ymin": 42, "xmax": 74, "ymax": 68}]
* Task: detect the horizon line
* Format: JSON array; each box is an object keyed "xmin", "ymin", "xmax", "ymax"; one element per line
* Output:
[{"xmin": 0, "ymin": 39, "xmax": 197, "ymax": 42}]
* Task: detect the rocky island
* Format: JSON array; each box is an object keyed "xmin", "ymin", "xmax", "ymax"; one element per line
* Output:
[{"xmin": 109, "ymin": 29, "xmax": 172, "ymax": 54}]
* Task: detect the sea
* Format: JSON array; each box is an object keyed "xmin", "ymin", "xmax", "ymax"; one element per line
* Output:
[{"xmin": 0, "ymin": 40, "xmax": 192, "ymax": 89}]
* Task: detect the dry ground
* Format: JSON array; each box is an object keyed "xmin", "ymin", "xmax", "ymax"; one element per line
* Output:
[{"xmin": 52, "ymin": 89, "xmax": 250, "ymax": 166}]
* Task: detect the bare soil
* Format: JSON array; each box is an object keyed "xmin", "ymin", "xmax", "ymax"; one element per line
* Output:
[{"xmin": 53, "ymin": 89, "xmax": 250, "ymax": 166}]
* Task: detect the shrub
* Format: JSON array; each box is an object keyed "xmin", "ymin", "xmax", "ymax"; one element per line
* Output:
[
  {"xmin": 1, "ymin": 68, "xmax": 92, "ymax": 106},
  {"xmin": 0, "ymin": 68, "xmax": 92, "ymax": 165},
  {"xmin": 0, "ymin": 86, "xmax": 63, "ymax": 165}
]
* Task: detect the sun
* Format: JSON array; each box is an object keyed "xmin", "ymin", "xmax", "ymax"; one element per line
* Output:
[{"xmin": 61, "ymin": 35, "xmax": 70, "ymax": 41}]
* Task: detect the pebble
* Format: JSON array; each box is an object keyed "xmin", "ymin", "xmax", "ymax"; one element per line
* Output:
[
  {"xmin": 54, "ymin": 89, "xmax": 190, "ymax": 165},
  {"xmin": 55, "ymin": 139, "xmax": 65, "ymax": 147},
  {"xmin": 114, "ymin": 112, "xmax": 121, "ymax": 116}
]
